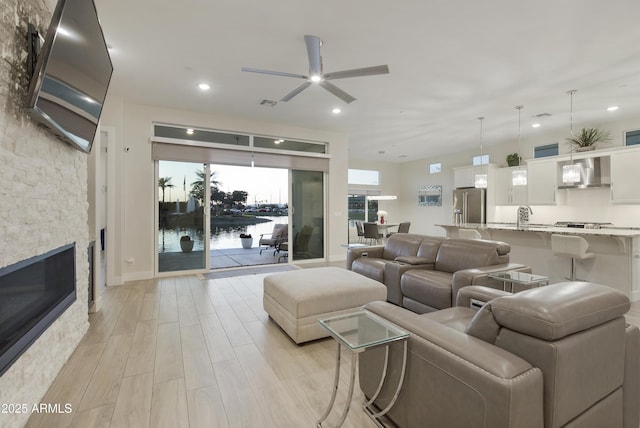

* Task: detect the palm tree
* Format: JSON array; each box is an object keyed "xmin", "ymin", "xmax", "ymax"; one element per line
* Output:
[
  {"xmin": 158, "ymin": 177, "xmax": 174, "ymax": 204},
  {"xmin": 190, "ymin": 170, "xmax": 221, "ymax": 204}
]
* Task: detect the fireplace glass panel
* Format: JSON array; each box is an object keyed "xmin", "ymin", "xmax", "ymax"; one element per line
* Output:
[{"xmin": 0, "ymin": 244, "xmax": 76, "ymax": 375}]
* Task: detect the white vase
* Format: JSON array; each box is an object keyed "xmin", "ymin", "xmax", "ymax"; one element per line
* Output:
[{"xmin": 241, "ymin": 237, "xmax": 253, "ymax": 249}]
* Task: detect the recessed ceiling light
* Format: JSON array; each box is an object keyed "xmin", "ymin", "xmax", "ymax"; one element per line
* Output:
[
  {"xmin": 186, "ymin": 128, "xmax": 194, "ymax": 135},
  {"xmin": 332, "ymin": 108, "xmax": 341, "ymax": 114},
  {"xmin": 607, "ymin": 106, "xmax": 619, "ymax": 111},
  {"xmin": 198, "ymin": 83, "xmax": 210, "ymax": 91},
  {"xmin": 531, "ymin": 123, "xmax": 541, "ymax": 128},
  {"xmin": 274, "ymin": 139, "xmax": 283, "ymax": 144}
]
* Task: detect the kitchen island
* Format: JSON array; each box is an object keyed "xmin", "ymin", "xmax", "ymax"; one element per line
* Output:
[{"xmin": 438, "ymin": 223, "xmax": 640, "ymax": 301}]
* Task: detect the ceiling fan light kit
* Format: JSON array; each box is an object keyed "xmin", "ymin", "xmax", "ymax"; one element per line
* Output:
[{"xmin": 242, "ymin": 35, "xmax": 389, "ymax": 104}]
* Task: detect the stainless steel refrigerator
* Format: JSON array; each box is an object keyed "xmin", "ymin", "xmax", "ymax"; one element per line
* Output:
[{"xmin": 453, "ymin": 188, "xmax": 485, "ymax": 225}]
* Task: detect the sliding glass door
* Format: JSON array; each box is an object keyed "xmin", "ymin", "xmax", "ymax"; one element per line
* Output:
[
  {"xmin": 157, "ymin": 161, "xmax": 209, "ymax": 273},
  {"xmin": 291, "ymin": 170, "xmax": 324, "ymax": 260}
]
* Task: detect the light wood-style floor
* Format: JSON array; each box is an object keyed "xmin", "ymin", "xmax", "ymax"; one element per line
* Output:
[
  {"xmin": 26, "ymin": 272, "xmax": 377, "ymax": 428},
  {"xmin": 25, "ymin": 269, "xmax": 640, "ymax": 428}
]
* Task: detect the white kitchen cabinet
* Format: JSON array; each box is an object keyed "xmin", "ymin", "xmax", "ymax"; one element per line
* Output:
[
  {"xmin": 611, "ymin": 149, "xmax": 640, "ymax": 203},
  {"xmin": 494, "ymin": 167, "xmax": 528, "ymax": 205},
  {"xmin": 527, "ymin": 160, "xmax": 557, "ymax": 205},
  {"xmin": 453, "ymin": 166, "xmax": 478, "ymax": 188},
  {"xmin": 454, "ymin": 164, "xmax": 495, "ymax": 189}
]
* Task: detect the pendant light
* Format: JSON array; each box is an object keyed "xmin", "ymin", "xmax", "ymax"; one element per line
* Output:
[
  {"xmin": 562, "ymin": 90, "xmax": 581, "ymax": 184},
  {"xmin": 474, "ymin": 116, "xmax": 488, "ymax": 188},
  {"xmin": 512, "ymin": 105, "xmax": 527, "ymax": 186}
]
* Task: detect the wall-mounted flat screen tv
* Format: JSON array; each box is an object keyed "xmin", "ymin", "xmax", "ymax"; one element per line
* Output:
[{"xmin": 26, "ymin": 0, "xmax": 113, "ymax": 153}]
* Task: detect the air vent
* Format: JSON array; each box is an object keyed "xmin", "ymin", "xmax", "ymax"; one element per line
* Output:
[
  {"xmin": 259, "ymin": 99, "xmax": 278, "ymax": 107},
  {"xmin": 534, "ymin": 113, "xmax": 552, "ymax": 118}
]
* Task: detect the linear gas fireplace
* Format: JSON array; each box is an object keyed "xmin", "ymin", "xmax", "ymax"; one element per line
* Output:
[{"xmin": 0, "ymin": 243, "xmax": 76, "ymax": 375}]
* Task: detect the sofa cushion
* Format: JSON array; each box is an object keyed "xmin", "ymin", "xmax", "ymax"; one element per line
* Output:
[
  {"xmin": 381, "ymin": 233, "xmax": 425, "ymax": 261},
  {"xmin": 422, "ymin": 307, "xmax": 477, "ymax": 332},
  {"xmin": 401, "ymin": 269, "xmax": 454, "ymax": 310},
  {"xmin": 351, "ymin": 258, "xmax": 389, "ymax": 283},
  {"xmin": 416, "ymin": 236, "xmax": 445, "ymax": 261},
  {"xmin": 488, "ymin": 281, "xmax": 630, "ymax": 341},
  {"xmin": 434, "ymin": 238, "xmax": 510, "ymax": 273}
]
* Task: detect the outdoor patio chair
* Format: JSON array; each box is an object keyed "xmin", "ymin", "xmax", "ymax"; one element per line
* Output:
[
  {"xmin": 259, "ymin": 223, "xmax": 288, "ymax": 255},
  {"xmin": 276, "ymin": 241, "xmax": 288, "ymax": 262}
]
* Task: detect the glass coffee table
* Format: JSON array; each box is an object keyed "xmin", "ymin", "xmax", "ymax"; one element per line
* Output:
[
  {"xmin": 316, "ymin": 310, "xmax": 409, "ymax": 428},
  {"xmin": 488, "ymin": 271, "xmax": 549, "ymax": 293}
]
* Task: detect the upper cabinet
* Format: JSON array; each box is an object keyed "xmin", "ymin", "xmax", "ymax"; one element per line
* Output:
[
  {"xmin": 453, "ymin": 165, "xmax": 478, "ymax": 188},
  {"xmin": 453, "ymin": 164, "xmax": 496, "ymax": 188},
  {"xmin": 611, "ymin": 148, "xmax": 640, "ymax": 204},
  {"xmin": 527, "ymin": 160, "xmax": 557, "ymax": 205},
  {"xmin": 494, "ymin": 167, "xmax": 527, "ymax": 205}
]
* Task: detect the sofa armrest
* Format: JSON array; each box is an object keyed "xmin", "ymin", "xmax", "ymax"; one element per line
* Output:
[
  {"xmin": 361, "ymin": 301, "xmax": 543, "ymax": 428},
  {"xmin": 455, "ymin": 285, "xmax": 511, "ymax": 308},
  {"xmin": 452, "ymin": 263, "xmax": 531, "ymax": 298},
  {"xmin": 364, "ymin": 301, "xmax": 535, "ymax": 376},
  {"xmin": 346, "ymin": 245, "xmax": 384, "ymax": 270},
  {"xmin": 384, "ymin": 261, "xmax": 434, "ymax": 306},
  {"xmin": 394, "ymin": 256, "xmax": 433, "ymax": 265}
]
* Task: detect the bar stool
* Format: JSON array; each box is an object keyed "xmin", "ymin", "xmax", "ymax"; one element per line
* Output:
[{"xmin": 551, "ymin": 234, "xmax": 594, "ymax": 281}]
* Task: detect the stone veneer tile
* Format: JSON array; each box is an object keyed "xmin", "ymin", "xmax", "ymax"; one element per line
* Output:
[{"xmin": 0, "ymin": 0, "xmax": 91, "ymax": 427}]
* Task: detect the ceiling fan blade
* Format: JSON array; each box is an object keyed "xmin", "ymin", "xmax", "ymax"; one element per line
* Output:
[
  {"xmin": 241, "ymin": 67, "xmax": 307, "ymax": 80},
  {"xmin": 324, "ymin": 65, "xmax": 390, "ymax": 80},
  {"xmin": 280, "ymin": 82, "xmax": 312, "ymax": 102},
  {"xmin": 304, "ymin": 35, "xmax": 322, "ymax": 76},
  {"xmin": 319, "ymin": 81, "xmax": 356, "ymax": 104}
]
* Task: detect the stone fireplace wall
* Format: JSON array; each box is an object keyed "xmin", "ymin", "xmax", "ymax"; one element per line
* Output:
[{"xmin": 0, "ymin": 1, "xmax": 90, "ymax": 427}]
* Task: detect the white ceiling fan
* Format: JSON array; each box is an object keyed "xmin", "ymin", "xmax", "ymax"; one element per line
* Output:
[{"xmin": 242, "ymin": 35, "xmax": 389, "ymax": 104}]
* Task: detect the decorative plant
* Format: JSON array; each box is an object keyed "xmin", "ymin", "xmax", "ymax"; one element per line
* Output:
[
  {"xmin": 506, "ymin": 153, "xmax": 521, "ymax": 167},
  {"xmin": 180, "ymin": 235, "xmax": 191, "ymax": 242},
  {"xmin": 566, "ymin": 127, "xmax": 611, "ymax": 149},
  {"xmin": 240, "ymin": 233, "xmax": 252, "ymax": 239}
]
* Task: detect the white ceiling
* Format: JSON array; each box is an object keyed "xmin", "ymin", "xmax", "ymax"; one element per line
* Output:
[{"xmin": 95, "ymin": 0, "xmax": 640, "ymax": 163}]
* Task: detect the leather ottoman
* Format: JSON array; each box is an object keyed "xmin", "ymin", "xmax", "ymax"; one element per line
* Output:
[{"xmin": 263, "ymin": 267, "xmax": 387, "ymax": 344}]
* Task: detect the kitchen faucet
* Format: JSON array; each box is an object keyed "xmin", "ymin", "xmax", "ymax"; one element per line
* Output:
[{"xmin": 517, "ymin": 205, "xmax": 533, "ymax": 229}]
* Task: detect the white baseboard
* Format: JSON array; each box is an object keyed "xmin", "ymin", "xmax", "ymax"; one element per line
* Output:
[{"xmin": 123, "ymin": 271, "xmax": 154, "ymax": 283}]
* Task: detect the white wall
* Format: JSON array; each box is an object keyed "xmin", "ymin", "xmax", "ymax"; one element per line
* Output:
[{"xmin": 100, "ymin": 97, "xmax": 350, "ymax": 281}]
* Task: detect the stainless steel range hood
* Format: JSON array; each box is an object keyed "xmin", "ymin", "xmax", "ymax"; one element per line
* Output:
[{"xmin": 557, "ymin": 155, "xmax": 611, "ymax": 189}]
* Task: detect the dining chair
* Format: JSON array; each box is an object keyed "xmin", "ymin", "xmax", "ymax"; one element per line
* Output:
[
  {"xmin": 363, "ymin": 222, "xmax": 383, "ymax": 245},
  {"xmin": 387, "ymin": 221, "xmax": 411, "ymax": 237},
  {"xmin": 355, "ymin": 220, "xmax": 365, "ymax": 243}
]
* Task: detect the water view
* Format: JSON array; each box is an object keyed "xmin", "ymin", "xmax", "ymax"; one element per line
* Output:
[{"xmin": 158, "ymin": 216, "xmax": 288, "ymax": 252}]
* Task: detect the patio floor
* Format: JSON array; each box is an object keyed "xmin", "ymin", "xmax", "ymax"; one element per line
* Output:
[
  {"xmin": 211, "ymin": 246, "xmax": 286, "ymax": 269},
  {"xmin": 158, "ymin": 245, "xmax": 286, "ymax": 272}
]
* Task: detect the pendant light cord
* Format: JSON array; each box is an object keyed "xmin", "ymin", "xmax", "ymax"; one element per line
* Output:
[
  {"xmin": 567, "ymin": 90, "xmax": 576, "ymax": 162},
  {"xmin": 478, "ymin": 116, "xmax": 485, "ymax": 162},
  {"xmin": 516, "ymin": 105, "xmax": 523, "ymax": 164}
]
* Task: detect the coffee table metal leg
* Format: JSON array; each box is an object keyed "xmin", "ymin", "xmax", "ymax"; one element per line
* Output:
[{"xmin": 317, "ymin": 342, "xmax": 342, "ymax": 427}]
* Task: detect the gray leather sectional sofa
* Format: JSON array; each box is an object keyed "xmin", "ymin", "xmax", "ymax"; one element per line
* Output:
[
  {"xmin": 346, "ymin": 233, "xmax": 530, "ymax": 313},
  {"xmin": 359, "ymin": 282, "xmax": 640, "ymax": 428}
]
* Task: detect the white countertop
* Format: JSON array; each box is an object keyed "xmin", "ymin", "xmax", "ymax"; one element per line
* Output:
[{"xmin": 437, "ymin": 223, "xmax": 640, "ymax": 237}]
